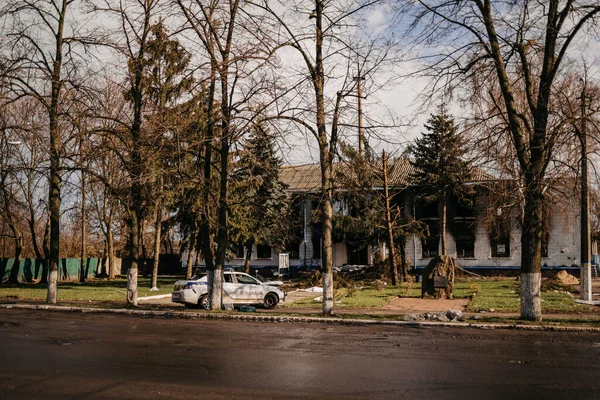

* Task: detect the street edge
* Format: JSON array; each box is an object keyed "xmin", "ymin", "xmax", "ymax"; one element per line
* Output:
[{"xmin": 1, "ymin": 303, "xmax": 599, "ymax": 332}]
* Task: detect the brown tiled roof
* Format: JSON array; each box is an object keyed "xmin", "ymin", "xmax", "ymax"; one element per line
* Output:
[{"xmin": 281, "ymin": 159, "xmax": 493, "ymax": 191}]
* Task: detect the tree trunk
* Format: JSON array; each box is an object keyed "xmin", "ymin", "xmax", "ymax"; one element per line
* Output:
[
  {"xmin": 151, "ymin": 204, "xmax": 162, "ymax": 290},
  {"xmin": 383, "ymin": 150, "xmax": 398, "ymax": 286},
  {"xmin": 107, "ymin": 215, "xmax": 115, "ymax": 280},
  {"xmin": 8, "ymin": 235, "xmax": 23, "ymax": 284},
  {"xmin": 185, "ymin": 232, "xmax": 195, "ymax": 279},
  {"xmin": 126, "ymin": 211, "xmax": 140, "ymax": 306},
  {"xmin": 440, "ymin": 190, "xmax": 447, "ymax": 257},
  {"xmin": 46, "ymin": 0, "xmax": 68, "ymax": 305},
  {"xmin": 579, "ymin": 85, "xmax": 592, "ymax": 301},
  {"xmin": 79, "ymin": 169, "xmax": 87, "ymax": 283},
  {"xmin": 520, "ymin": 173, "xmax": 543, "ymax": 321},
  {"xmin": 244, "ymin": 239, "xmax": 253, "ymax": 274},
  {"xmin": 201, "ymin": 49, "xmax": 217, "ymax": 308},
  {"xmin": 399, "ymin": 239, "xmax": 408, "ymax": 282}
]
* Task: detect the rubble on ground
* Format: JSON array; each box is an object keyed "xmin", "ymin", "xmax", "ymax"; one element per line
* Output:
[{"xmin": 404, "ymin": 309, "xmax": 465, "ymax": 322}]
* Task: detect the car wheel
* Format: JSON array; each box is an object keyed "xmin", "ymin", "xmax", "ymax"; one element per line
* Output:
[
  {"xmin": 198, "ymin": 294, "xmax": 210, "ymax": 310},
  {"xmin": 263, "ymin": 293, "xmax": 279, "ymax": 309}
]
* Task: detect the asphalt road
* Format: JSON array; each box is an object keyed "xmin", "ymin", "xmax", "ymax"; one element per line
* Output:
[{"xmin": 0, "ymin": 309, "xmax": 599, "ymax": 399}]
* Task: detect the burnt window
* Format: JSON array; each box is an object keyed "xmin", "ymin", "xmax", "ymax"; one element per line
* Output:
[
  {"xmin": 347, "ymin": 245, "xmax": 368, "ymax": 265},
  {"xmin": 256, "ymin": 244, "xmax": 272, "ymax": 259},
  {"xmin": 453, "ymin": 220, "xmax": 475, "ymax": 259},
  {"xmin": 491, "ymin": 235, "xmax": 510, "ymax": 258},
  {"xmin": 311, "ymin": 223, "xmax": 322, "ymax": 259},
  {"xmin": 235, "ymin": 243, "xmax": 245, "ymax": 259},
  {"xmin": 456, "ymin": 234, "xmax": 475, "ymax": 259},
  {"xmin": 454, "ymin": 193, "xmax": 475, "ymax": 219},
  {"xmin": 541, "ymin": 232, "xmax": 549, "ymax": 258},
  {"xmin": 422, "ymin": 221, "xmax": 440, "ymax": 258},
  {"xmin": 415, "ymin": 201, "xmax": 438, "ymax": 219},
  {"xmin": 286, "ymin": 241, "xmax": 300, "ymax": 260}
]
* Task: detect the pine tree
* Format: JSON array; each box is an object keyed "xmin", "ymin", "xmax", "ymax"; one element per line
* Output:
[
  {"xmin": 230, "ymin": 122, "xmax": 289, "ymax": 273},
  {"xmin": 409, "ymin": 111, "xmax": 473, "ymax": 256}
]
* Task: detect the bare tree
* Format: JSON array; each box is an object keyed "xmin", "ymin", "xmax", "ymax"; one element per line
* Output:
[
  {"xmin": 249, "ymin": 0, "xmax": 397, "ymax": 314},
  {"xmin": 1, "ymin": 0, "xmax": 101, "ymax": 301},
  {"xmin": 407, "ymin": 0, "xmax": 600, "ymax": 321},
  {"xmin": 176, "ymin": 0, "xmax": 278, "ymax": 309}
]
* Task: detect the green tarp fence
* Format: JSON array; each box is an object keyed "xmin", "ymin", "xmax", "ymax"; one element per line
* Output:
[{"xmin": 0, "ymin": 258, "xmax": 101, "ymax": 283}]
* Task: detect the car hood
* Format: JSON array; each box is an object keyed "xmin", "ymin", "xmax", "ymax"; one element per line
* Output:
[{"xmin": 262, "ymin": 280, "xmax": 284, "ymax": 286}]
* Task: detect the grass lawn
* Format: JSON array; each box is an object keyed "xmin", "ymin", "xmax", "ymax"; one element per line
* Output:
[
  {"xmin": 283, "ymin": 277, "xmax": 590, "ymax": 313},
  {"xmin": 0, "ymin": 275, "xmax": 590, "ymax": 315},
  {"xmin": 0, "ymin": 277, "xmax": 177, "ymax": 302}
]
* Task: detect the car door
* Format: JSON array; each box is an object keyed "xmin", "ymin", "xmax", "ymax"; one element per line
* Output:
[
  {"xmin": 222, "ymin": 272, "xmax": 244, "ymax": 301},
  {"xmin": 234, "ymin": 273, "xmax": 265, "ymax": 301}
]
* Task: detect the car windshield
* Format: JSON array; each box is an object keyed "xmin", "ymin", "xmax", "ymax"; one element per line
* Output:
[
  {"xmin": 191, "ymin": 274, "xmax": 206, "ymax": 281},
  {"xmin": 235, "ymin": 273, "xmax": 259, "ymax": 284}
]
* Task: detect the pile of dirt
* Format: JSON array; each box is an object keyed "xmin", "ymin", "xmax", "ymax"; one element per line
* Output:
[{"xmin": 551, "ymin": 270, "xmax": 579, "ymax": 285}]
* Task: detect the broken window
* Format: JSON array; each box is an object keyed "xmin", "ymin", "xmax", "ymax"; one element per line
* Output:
[
  {"xmin": 488, "ymin": 204, "xmax": 512, "ymax": 258},
  {"xmin": 311, "ymin": 223, "xmax": 322, "ymax": 259},
  {"xmin": 422, "ymin": 221, "xmax": 440, "ymax": 258},
  {"xmin": 456, "ymin": 233, "xmax": 475, "ymax": 259},
  {"xmin": 347, "ymin": 245, "xmax": 368, "ymax": 265},
  {"xmin": 256, "ymin": 244, "xmax": 272, "ymax": 259},
  {"xmin": 235, "ymin": 243, "xmax": 245, "ymax": 259},
  {"xmin": 541, "ymin": 232, "xmax": 549, "ymax": 258}
]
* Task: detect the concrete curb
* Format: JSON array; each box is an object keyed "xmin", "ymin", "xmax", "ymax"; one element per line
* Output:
[
  {"xmin": 1, "ymin": 303, "xmax": 599, "ymax": 332},
  {"xmin": 137, "ymin": 294, "xmax": 171, "ymax": 301}
]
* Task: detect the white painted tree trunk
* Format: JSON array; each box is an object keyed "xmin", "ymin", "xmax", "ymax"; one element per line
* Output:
[
  {"xmin": 46, "ymin": 269, "xmax": 58, "ymax": 303},
  {"xmin": 520, "ymin": 272, "xmax": 541, "ymax": 321},
  {"xmin": 127, "ymin": 267, "xmax": 138, "ymax": 306}
]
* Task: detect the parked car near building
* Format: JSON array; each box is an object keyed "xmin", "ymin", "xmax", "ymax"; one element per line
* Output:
[{"xmin": 172, "ymin": 271, "xmax": 285, "ymax": 309}]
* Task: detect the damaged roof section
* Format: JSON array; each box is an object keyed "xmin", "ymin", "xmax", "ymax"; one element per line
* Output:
[{"xmin": 280, "ymin": 159, "xmax": 494, "ymax": 192}]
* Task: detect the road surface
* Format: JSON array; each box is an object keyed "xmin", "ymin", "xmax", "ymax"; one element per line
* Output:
[{"xmin": 0, "ymin": 308, "xmax": 598, "ymax": 399}]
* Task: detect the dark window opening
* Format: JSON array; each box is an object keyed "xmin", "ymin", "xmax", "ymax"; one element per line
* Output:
[
  {"xmin": 455, "ymin": 234, "xmax": 475, "ymax": 259},
  {"xmin": 415, "ymin": 201, "xmax": 438, "ymax": 219},
  {"xmin": 286, "ymin": 240, "xmax": 300, "ymax": 260},
  {"xmin": 455, "ymin": 194, "xmax": 475, "ymax": 219},
  {"xmin": 347, "ymin": 245, "xmax": 368, "ymax": 265},
  {"xmin": 453, "ymin": 220, "xmax": 475, "ymax": 259},
  {"xmin": 311, "ymin": 223, "xmax": 322, "ymax": 259},
  {"xmin": 422, "ymin": 238, "xmax": 439, "ymax": 258},
  {"xmin": 422, "ymin": 221, "xmax": 440, "ymax": 258},
  {"xmin": 256, "ymin": 244, "xmax": 272, "ymax": 259},
  {"xmin": 235, "ymin": 243, "xmax": 245, "ymax": 259},
  {"xmin": 541, "ymin": 232, "xmax": 549, "ymax": 258}
]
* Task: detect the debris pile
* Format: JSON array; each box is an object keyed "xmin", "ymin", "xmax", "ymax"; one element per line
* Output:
[
  {"xmin": 404, "ymin": 309, "xmax": 465, "ymax": 322},
  {"xmin": 551, "ymin": 270, "xmax": 579, "ymax": 285}
]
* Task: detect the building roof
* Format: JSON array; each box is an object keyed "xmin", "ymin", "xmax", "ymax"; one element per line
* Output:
[{"xmin": 280, "ymin": 159, "xmax": 494, "ymax": 192}]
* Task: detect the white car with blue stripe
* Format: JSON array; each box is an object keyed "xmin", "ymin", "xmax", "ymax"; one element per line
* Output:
[{"xmin": 171, "ymin": 271, "xmax": 285, "ymax": 309}]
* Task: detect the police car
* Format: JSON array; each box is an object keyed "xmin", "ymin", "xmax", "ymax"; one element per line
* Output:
[{"xmin": 171, "ymin": 270, "xmax": 285, "ymax": 309}]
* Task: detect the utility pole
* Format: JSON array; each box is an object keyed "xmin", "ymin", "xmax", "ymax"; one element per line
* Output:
[
  {"xmin": 354, "ymin": 74, "xmax": 365, "ymax": 156},
  {"xmin": 579, "ymin": 80, "xmax": 592, "ymax": 301}
]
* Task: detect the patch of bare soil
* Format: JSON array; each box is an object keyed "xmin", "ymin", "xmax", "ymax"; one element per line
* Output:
[
  {"xmin": 550, "ymin": 270, "xmax": 579, "ymax": 285},
  {"xmin": 380, "ymin": 297, "xmax": 469, "ymax": 312}
]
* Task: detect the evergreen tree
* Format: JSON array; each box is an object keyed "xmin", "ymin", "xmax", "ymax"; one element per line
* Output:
[
  {"xmin": 230, "ymin": 122, "xmax": 289, "ymax": 273},
  {"xmin": 409, "ymin": 111, "xmax": 473, "ymax": 256}
]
